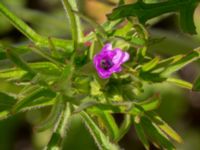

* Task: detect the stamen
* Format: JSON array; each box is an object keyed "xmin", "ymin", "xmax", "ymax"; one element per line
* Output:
[{"xmin": 100, "ymin": 58, "xmax": 113, "ymax": 70}]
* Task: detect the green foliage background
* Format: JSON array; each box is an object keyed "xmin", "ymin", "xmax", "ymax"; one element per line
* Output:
[{"xmin": 0, "ymin": 0, "xmax": 200, "ymax": 150}]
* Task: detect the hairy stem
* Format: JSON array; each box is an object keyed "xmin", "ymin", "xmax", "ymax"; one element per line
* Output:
[{"xmin": 61, "ymin": 0, "xmax": 83, "ymax": 50}]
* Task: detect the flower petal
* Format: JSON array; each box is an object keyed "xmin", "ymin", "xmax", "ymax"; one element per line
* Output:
[
  {"xmin": 122, "ymin": 52, "xmax": 130, "ymax": 63},
  {"xmin": 112, "ymin": 48, "xmax": 124, "ymax": 65},
  {"xmin": 93, "ymin": 43, "xmax": 130, "ymax": 79},
  {"xmin": 109, "ymin": 66, "xmax": 122, "ymax": 73},
  {"xmin": 112, "ymin": 48, "xmax": 129, "ymax": 65},
  {"xmin": 102, "ymin": 43, "xmax": 112, "ymax": 51},
  {"xmin": 97, "ymin": 68, "xmax": 112, "ymax": 78},
  {"xmin": 93, "ymin": 54, "xmax": 102, "ymax": 67}
]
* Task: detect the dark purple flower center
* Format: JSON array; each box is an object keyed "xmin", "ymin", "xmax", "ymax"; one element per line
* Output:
[{"xmin": 100, "ymin": 58, "xmax": 114, "ymax": 70}]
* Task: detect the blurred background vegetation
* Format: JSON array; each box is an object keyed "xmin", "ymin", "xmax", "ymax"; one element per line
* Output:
[{"xmin": 0, "ymin": 0, "xmax": 200, "ymax": 150}]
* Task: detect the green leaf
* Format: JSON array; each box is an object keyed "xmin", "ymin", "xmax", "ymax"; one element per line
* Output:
[
  {"xmin": 75, "ymin": 98, "xmax": 158, "ymax": 115},
  {"xmin": 140, "ymin": 116, "xmax": 175, "ymax": 149},
  {"xmin": 84, "ymin": 19, "xmax": 122, "ymax": 42},
  {"xmin": 0, "ymin": 111, "xmax": 9, "ymax": 120},
  {"xmin": 19, "ymin": 84, "xmax": 39, "ymax": 97},
  {"xmin": 52, "ymin": 64, "xmax": 74, "ymax": 93},
  {"xmin": 0, "ymin": 45, "xmax": 8, "ymax": 60},
  {"xmin": 130, "ymin": 37, "xmax": 146, "ymax": 47},
  {"xmin": 45, "ymin": 101, "xmax": 71, "ymax": 150},
  {"xmin": 167, "ymin": 77, "xmax": 192, "ymax": 89},
  {"xmin": 23, "ymin": 97, "xmax": 55, "ymax": 109},
  {"xmin": 139, "ymin": 94, "xmax": 161, "ymax": 111},
  {"xmin": 160, "ymin": 48, "xmax": 200, "ymax": 77},
  {"xmin": 75, "ymin": 101, "xmax": 139, "ymax": 115},
  {"xmin": 0, "ymin": 2, "xmax": 73, "ymax": 52},
  {"xmin": 0, "ymin": 62, "xmax": 61, "ymax": 79},
  {"xmin": 115, "ymin": 114, "xmax": 132, "ymax": 142},
  {"xmin": 145, "ymin": 48, "xmax": 200, "ymax": 81},
  {"xmin": 113, "ymin": 21, "xmax": 132, "ymax": 37},
  {"xmin": 13, "ymin": 88, "xmax": 56, "ymax": 112},
  {"xmin": 139, "ymin": 71, "xmax": 166, "ymax": 82},
  {"xmin": 134, "ymin": 116, "xmax": 150, "ymax": 150},
  {"xmin": 146, "ymin": 112, "xmax": 183, "ymax": 143},
  {"xmin": 108, "ymin": 0, "xmax": 198, "ymax": 34},
  {"xmin": 90, "ymin": 78, "xmax": 103, "ymax": 96},
  {"xmin": 179, "ymin": 2, "xmax": 197, "ymax": 34},
  {"xmin": 112, "ymin": 22, "xmax": 147, "ymax": 49},
  {"xmin": 30, "ymin": 62, "xmax": 61, "ymax": 76},
  {"xmin": 142, "ymin": 57, "xmax": 160, "ymax": 72},
  {"xmin": 193, "ymin": 75, "xmax": 200, "ymax": 91},
  {"xmin": 0, "ymin": 44, "xmax": 34, "ymax": 61},
  {"xmin": 108, "ymin": 0, "xmax": 178, "ymax": 23},
  {"xmin": 75, "ymin": 101, "xmax": 123, "ymax": 114},
  {"xmin": 0, "ymin": 51, "xmax": 7, "ymax": 60},
  {"xmin": 96, "ymin": 111, "xmax": 119, "ymax": 141},
  {"xmin": 150, "ymin": 54, "xmax": 184, "ymax": 73},
  {"xmin": 35, "ymin": 94, "xmax": 63, "ymax": 132},
  {"xmin": 80, "ymin": 111, "xmax": 119, "ymax": 150},
  {"xmin": 29, "ymin": 45, "xmax": 62, "ymax": 67},
  {"xmin": 0, "ymin": 92, "xmax": 17, "ymax": 120},
  {"xmin": 0, "ymin": 68, "xmax": 26, "ymax": 79},
  {"xmin": 6, "ymin": 49, "xmax": 36, "ymax": 77}
]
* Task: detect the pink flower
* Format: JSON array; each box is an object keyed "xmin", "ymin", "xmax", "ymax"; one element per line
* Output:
[{"xmin": 93, "ymin": 43, "xmax": 129, "ymax": 79}]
